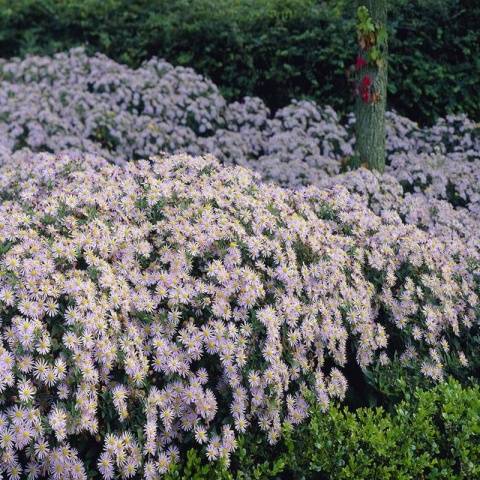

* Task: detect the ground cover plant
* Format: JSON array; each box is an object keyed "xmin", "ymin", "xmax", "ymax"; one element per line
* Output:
[{"xmin": 0, "ymin": 49, "xmax": 479, "ymax": 479}]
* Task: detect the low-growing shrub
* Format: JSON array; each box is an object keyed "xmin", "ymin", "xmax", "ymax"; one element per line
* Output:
[
  {"xmin": 159, "ymin": 379, "xmax": 480, "ymax": 479},
  {"xmin": 0, "ymin": 151, "xmax": 478, "ymax": 478},
  {"xmin": 307, "ymin": 380, "xmax": 480, "ymax": 479}
]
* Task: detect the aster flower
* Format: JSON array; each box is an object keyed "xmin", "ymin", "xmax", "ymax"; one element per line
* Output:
[
  {"xmin": 0, "ymin": 149, "xmax": 477, "ymax": 476},
  {"xmin": 48, "ymin": 406, "xmax": 68, "ymax": 442},
  {"xmin": 34, "ymin": 440, "xmax": 50, "ymax": 460},
  {"xmin": 17, "ymin": 379, "xmax": 36, "ymax": 403}
]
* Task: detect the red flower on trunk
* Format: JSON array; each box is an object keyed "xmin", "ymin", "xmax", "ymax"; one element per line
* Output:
[
  {"xmin": 359, "ymin": 75, "xmax": 373, "ymax": 104},
  {"xmin": 361, "ymin": 91, "xmax": 371, "ymax": 103},
  {"xmin": 355, "ymin": 56, "xmax": 368, "ymax": 71},
  {"xmin": 360, "ymin": 75, "xmax": 372, "ymax": 88}
]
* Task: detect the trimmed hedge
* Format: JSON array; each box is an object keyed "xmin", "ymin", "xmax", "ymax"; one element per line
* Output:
[
  {"xmin": 0, "ymin": 0, "xmax": 479, "ymax": 124},
  {"xmin": 165, "ymin": 379, "xmax": 480, "ymax": 479}
]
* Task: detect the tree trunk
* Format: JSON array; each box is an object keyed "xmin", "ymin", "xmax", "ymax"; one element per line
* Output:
[{"xmin": 355, "ymin": 0, "xmax": 388, "ymax": 172}]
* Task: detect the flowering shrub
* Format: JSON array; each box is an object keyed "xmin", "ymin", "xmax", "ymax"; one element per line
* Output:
[
  {"xmin": 319, "ymin": 167, "xmax": 480, "ymax": 260},
  {"xmin": 0, "ymin": 48, "xmax": 479, "ymax": 476},
  {"xmin": 1, "ymin": 48, "xmax": 479, "ymax": 191},
  {"xmin": 4, "ymin": 48, "xmax": 478, "ymax": 256},
  {"xmin": 0, "ymin": 150, "xmax": 478, "ymax": 478}
]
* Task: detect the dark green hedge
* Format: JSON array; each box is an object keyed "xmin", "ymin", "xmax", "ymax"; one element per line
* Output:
[
  {"xmin": 0, "ymin": 0, "xmax": 479, "ymax": 124},
  {"xmin": 164, "ymin": 379, "xmax": 480, "ymax": 479}
]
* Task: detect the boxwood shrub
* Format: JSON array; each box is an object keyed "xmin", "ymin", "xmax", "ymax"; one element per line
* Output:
[{"xmin": 165, "ymin": 379, "xmax": 480, "ymax": 479}]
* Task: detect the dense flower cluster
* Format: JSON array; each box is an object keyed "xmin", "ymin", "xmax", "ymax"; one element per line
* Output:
[
  {"xmin": 1, "ymin": 49, "xmax": 479, "ymax": 272},
  {"xmin": 0, "ymin": 48, "xmax": 479, "ymax": 476},
  {"xmin": 0, "ymin": 151, "xmax": 478, "ymax": 478},
  {"xmin": 318, "ymin": 167, "xmax": 480, "ymax": 261},
  {"xmin": 1, "ymin": 48, "xmax": 479, "ymax": 190},
  {"xmin": 0, "ymin": 48, "xmax": 352, "ymax": 187}
]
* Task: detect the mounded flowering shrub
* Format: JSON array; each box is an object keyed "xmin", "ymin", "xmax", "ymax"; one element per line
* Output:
[
  {"xmin": 388, "ymin": 152, "xmax": 480, "ymax": 218},
  {"xmin": 319, "ymin": 167, "xmax": 480, "ymax": 261},
  {"xmin": 0, "ymin": 151, "xmax": 478, "ymax": 478},
  {"xmin": 1, "ymin": 48, "xmax": 479, "ymax": 191},
  {"xmin": 1, "ymin": 49, "xmax": 480, "ymax": 248},
  {"xmin": 1, "ymin": 50, "xmax": 480, "ymax": 257},
  {"xmin": 0, "ymin": 48, "xmax": 352, "ymax": 188}
]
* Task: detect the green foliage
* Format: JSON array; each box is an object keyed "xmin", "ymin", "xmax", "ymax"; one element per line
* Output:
[
  {"xmin": 364, "ymin": 330, "xmax": 480, "ymax": 406},
  {"xmin": 163, "ymin": 435, "xmax": 290, "ymax": 480},
  {"xmin": 160, "ymin": 380, "xmax": 480, "ymax": 479},
  {"xmin": 357, "ymin": 6, "xmax": 376, "ymax": 36},
  {"xmin": 165, "ymin": 450, "xmax": 233, "ymax": 480},
  {"xmin": 0, "ymin": 0, "xmax": 478, "ymax": 124},
  {"xmin": 292, "ymin": 379, "xmax": 480, "ymax": 479}
]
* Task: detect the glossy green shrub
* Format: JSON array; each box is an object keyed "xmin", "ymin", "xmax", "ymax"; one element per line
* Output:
[
  {"xmin": 293, "ymin": 379, "xmax": 480, "ymax": 479},
  {"xmin": 0, "ymin": 0, "xmax": 478, "ymax": 124}
]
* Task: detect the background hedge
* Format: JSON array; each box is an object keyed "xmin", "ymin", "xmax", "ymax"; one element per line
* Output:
[{"xmin": 0, "ymin": 0, "xmax": 478, "ymax": 124}]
